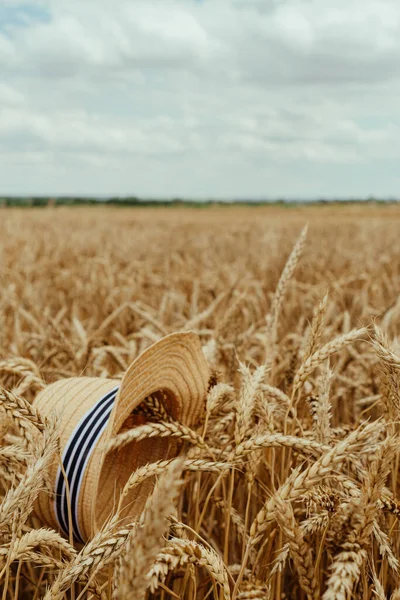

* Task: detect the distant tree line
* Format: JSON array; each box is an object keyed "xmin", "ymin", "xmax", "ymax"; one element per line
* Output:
[
  {"xmin": 1, "ymin": 196, "xmax": 398, "ymax": 208},
  {"xmin": 1, "ymin": 197, "xmax": 219, "ymax": 207},
  {"xmin": 1, "ymin": 196, "xmax": 270, "ymax": 207}
]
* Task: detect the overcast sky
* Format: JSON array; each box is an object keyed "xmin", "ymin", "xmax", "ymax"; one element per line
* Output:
[{"xmin": 1, "ymin": 0, "xmax": 400, "ymax": 199}]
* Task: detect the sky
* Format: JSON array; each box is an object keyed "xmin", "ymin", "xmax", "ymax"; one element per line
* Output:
[{"xmin": 1, "ymin": 0, "xmax": 400, "ymax": 199}]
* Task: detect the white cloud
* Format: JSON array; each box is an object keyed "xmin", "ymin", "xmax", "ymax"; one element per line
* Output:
[{"xmin": 1, "ymin": 0, "xmax": 400, "ymax": 197}]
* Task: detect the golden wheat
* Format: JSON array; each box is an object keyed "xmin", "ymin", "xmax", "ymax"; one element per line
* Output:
[{"xmin": 1, "ymin": 204, "xmax": 400, "ymax": 599}]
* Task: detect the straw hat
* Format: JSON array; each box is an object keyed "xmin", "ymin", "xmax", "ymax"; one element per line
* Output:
[{"xmin": 33, "ymin": 332, "xmax": 209, "ymax": 544}]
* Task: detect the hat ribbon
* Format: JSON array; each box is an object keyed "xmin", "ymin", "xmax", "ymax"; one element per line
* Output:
[{"xmin": 54, "ymin": 385, "xmax": 119, "ymax": 543}]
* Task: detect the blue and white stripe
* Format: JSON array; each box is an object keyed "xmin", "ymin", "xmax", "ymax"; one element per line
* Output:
[{"xmin": 54, "ymin": 386, "xmax": 119, "ymax": 543}]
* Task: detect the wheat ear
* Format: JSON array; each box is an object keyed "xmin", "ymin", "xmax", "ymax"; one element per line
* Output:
[
  {"xmin": 115, "ymin": 457, "xmax": 184, "ymax": 599},
  {"xmin": 0, "ymin": 528, "xmax": 75, "ymax": 570},
  {"xmin": 249, "ymin": 421, "xmax": 381, "ymax": 546},
  {"xmin": 148, "ymin": 537, "xmax": 231, "ymax": 598},
  {"xmin": 0, "ymin": 420, "xmax": 58, "ymax": 538},
  {"xmin": 323, "ymin": 438, "xmax": 395, "ymax": 600},
  {"xmin": 267, "ymin": 224, "xmax": 308, "ymax": 364},
  {"xmin": 0, "ymin": 388, "xmax": 48, "ymax": 452},
  {"xmin": 44, "ymin": 522, "xmax": 137, "ymax": 600},
  {"xmin": 292, "ymin": 327, "xmax": 367, "ymax": 396},
  {"xmin": 274, "ymin": 496, "xmax": 319, "ymax": 600},
  {"xmin": 303, "ymin": 293, "xmax": 328, "ymax": 361},
  {"xmin": 235, "ymin": 363, "xmax": 266, "ymax": 444},
  {"xmin": 105, "ymin": 421, "xmax": 210, "ymax": 454}
]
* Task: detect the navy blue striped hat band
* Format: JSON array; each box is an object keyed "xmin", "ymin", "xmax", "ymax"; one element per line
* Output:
[{"xmin": 54, "ymin": 386, "xmax": 119, "ymax": 543}]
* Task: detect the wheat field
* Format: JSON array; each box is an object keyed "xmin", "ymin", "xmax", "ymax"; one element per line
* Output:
[{"xmin": 1, "ymin": 204, "xmax": 400, "ymax": 599}]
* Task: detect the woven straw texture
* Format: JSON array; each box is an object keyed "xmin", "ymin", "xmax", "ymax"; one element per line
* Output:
[{"xmin": 33, "ymin": 332, "xmax": 209, "ymax": 541}]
